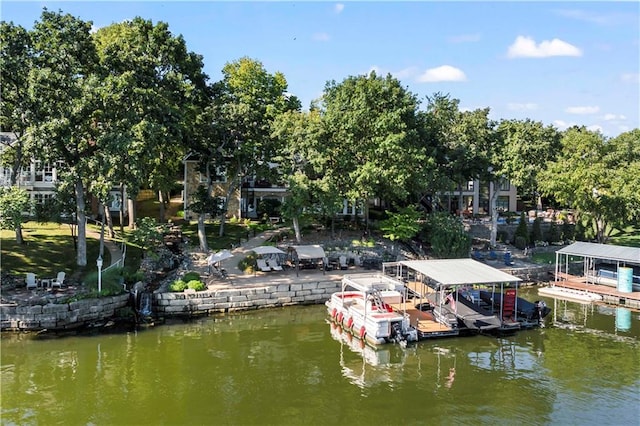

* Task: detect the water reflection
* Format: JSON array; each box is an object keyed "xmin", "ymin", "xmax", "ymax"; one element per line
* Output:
[{"xmin": 1, "ymin": 303, "xmax": 638, "ymax": 425}]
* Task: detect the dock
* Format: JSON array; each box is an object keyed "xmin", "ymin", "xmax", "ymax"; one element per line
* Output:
[{"xmin": 549, "ymin": 273, "xmax": 640, "ymax": 309}]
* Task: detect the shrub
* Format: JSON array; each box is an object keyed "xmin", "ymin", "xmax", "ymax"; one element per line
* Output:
[
  {"xmin": 169, "ymin": 279, "xmax": 187, "ymax": 292},
  {"xmin": 238, "ymin": 252, "xmax": 257, "ymax": 274},
  {"xmin": 183, "ymin": 272, "xmax": 201, "ymax": 282},
  {"xmin": 187, "ymin": 280, "xmax": 206, "ymax": 291},
  {"xmin": 497, "ymin": 230, "xmax": 509, "ymax": 243},
  {"xmin": 531, "ymin": 217, "xmax": 543, "ymax": 243},
  {"xmin": 561, "ymin": 222, "xmax": 575, "ymax": 242},
  {"xmin": 515, "ymin": 236, "xmax": 527, "ymax": 250},
  {"xmin": 514, "ymin": 212, "xmax": 529, "ymax": 245},
  {"xmin": 425, "ymin": 212, "xmax": 471, "ymax": 258},
  {"xmin": 546, "ymin": 221, "xmax": 560, "ymax": 243}
]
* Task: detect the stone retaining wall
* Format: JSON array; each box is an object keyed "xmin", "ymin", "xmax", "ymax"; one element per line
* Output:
[
  {"xmin": 154, "ymin": 280, "xmax": 342, "ymax": 318},
  {"xmin": 0, "ymin": 294, "xmax": 130, "ymax": 332}
]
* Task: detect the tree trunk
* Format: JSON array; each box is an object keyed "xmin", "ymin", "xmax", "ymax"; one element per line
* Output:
[
  {"xmin": 219, "ymin": 180, "xmax": 239, "ymax": 237},
  {"xmin": 75, "ymin": 179, "xmax": 87, "ymax": 267},
  {"xmin": 198, "ymin": 213, "xmax": 208, "ymax": 251},
  {"xmin": 104, "ymin": 204, "xmax": 115, "ymax": 238},
  {"xmin": 293, "ymin": 216, "xmax": 302, "ymax": 243},
  {"xmin": 15, "ymin": 224, "xmax": 24, "ymax": 245},
  {"xmin": 158, "ymin": 189, "xmax": 166, "ymax": 223},
  {"xmin": 118, "ymin": 184, "xmax": 125, "ymax": 234},
  {"xmin": 489, "ymin": 180, "xmax": 499, "ymax": 247},
  {"xmin": 128, "ymin": 198, "xmax": 136, "ymax": 230}
]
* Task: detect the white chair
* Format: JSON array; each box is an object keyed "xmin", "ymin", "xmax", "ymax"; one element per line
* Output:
[
  {"xmin": 267, "ymin": 259, "xmax": 283, "ymax": 271},
  {"xmin": 339, "ymin": 256, "xmax": 348, "ymax": 270},
  {"xmin": 256, "ymin": 259, "xmax": 272, "ymax": 272},
  {"xmin": 26, "ymin": 273, "xmax": 38, "ymax": 290},
  {"xmin": 51, "ymin": 271, "xmax": 66, "ymax": 289}
]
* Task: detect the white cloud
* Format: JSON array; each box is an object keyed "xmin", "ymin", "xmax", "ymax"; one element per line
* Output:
[
  {"xmin": 618, "ymin": 125, "xmax": 630, "ymax": 132},
  {"xmin": 566, "ymin": 106, "xmax": 600, "ymax": 114},
  {"xmin": 312, "ymin": 32, "xmax": 330, "ymax": 42},
  {"xmin": 587, "ymin": 124, "xmax": 603, "ymax": 133},
  {"xmin": 507, "ymin": 102, "xmax": 538, "ymax": 111},
  {"xmin": 603, "ymin": 113, "xmax": 626, "ymax": 121},
  {"xmin": 334, "ymin": 3, "xmax": 344, "ymax": 14},
  {"xmin": 507, "ymin": 36, "xmax": 582, "ymax": 58},
  {"xmin": 417, "ymin": 65, "xmax": 467, "ymax": 83},
  {"xmin": 621, "ymin": 73, "xmax": 640, "ymax": 83},
  {"xmin": 553, "ymin": 120, "xmax": 575, "ymax": 130},
  {"xmin": 448, "ymin": 33, "xmax": 481, "ymax": 43}
]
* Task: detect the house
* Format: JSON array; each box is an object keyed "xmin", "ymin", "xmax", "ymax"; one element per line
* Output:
[
  {"xmin": 0, "ymin": 132, "xmax": 127, "ymax": 217},
  {"xmin": 441, "ymin": 178, "xmax": 518, "ymax": 217}
]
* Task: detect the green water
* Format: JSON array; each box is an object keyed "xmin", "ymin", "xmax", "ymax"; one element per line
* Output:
[{"xmin": 2, "ymin": 291, "xmax": 639, "ymax": 425}]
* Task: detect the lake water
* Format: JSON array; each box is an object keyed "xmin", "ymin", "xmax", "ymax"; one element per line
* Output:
[{"xmin": 1, "ymin": 289, "xmax": 639, "ymax": 425}]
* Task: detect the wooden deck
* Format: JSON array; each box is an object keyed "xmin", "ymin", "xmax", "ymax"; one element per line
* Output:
[
  {"xmin": 389, "ymin": 300, "xmax": 453, "ymax": 334},
  {"xmin": 551, "ymin": 273, "xmax": 640, "ymax": 308}
]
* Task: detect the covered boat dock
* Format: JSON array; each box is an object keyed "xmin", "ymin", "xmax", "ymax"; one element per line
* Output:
[
  {"xmin": 552, "ymin": 242, "xmax": 640, "ymax": 309},
  {"xmin": 383, "ymin": 259, "xmax": 524, "ymax": 334}
]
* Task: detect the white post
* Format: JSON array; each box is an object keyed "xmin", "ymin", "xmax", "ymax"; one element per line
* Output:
[{"xmin": 97, "ymin": 255, "xmax": 103, "ymax": 293}]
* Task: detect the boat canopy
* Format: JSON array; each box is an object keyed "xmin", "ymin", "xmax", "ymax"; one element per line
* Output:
[
  {"xmin": 397, "ymin": 259, "xmax": 522, "ymax": 286},
  {"xmin": 556, "ymin": 242, "xmax": 640, "ymax": 264}
]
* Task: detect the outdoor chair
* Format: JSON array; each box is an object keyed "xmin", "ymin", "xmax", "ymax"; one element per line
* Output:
[
  {"xmin": 339, "ymin": 256, "xmax": 348, "ymax": 270},
  {"xmin": 257, "ymin": 259, "xmax": 272, "ymax": 272},
  {"xmin": 26, "ymin": 273, "xmax": 38, "ymax": 290},
  {"xmin": 267, "ymin": 259, "xmax": 283, "ymax": 271},
  {"xmin": 488, "ymin": 250, "xmax": 498, "ymax": 261},
  {"xmin": 51, "ymin": 271, "xmax": 66, "ymax": 289}
]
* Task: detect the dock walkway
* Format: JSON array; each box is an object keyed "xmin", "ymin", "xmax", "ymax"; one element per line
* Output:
[{"xmin": 551, "ymin": 273, "xmax": 640, "ymax": 309}]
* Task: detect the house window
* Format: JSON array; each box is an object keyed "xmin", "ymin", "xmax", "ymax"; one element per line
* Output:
[
  {"xmin": 199, "ymin": 166, "xmax": 227, "ymax": 183},
  {"xmin": 33, "ymin": 192, "xmax": 54, "ymax": 205},
  {"xmin": 34, "ymin": 161, "xmax": 54, "ymax": 182},
  {"xmin": 497, "ymin": 196, "xmax": 510, "ymax": 212},
  {"xmin": 499, "ymin": 179, "xmax": 510, "ymax": 191},
  {"xmin": 466, "ymin": 180, "xmax": 474, "ymax": 191}
]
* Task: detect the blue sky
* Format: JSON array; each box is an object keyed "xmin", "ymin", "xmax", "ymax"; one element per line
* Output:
[{"xmin": 2, "ymin": 1, "xmax": 639, "ymax": 136}]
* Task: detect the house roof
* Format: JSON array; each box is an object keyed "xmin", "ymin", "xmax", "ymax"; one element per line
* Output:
[
  {"xmin": 556, "ymin": 242, "xmax": 640, "ymax": 264},
  {"xmin": 398, "ymin": 258, "xmax": 522, "ymax": 286}
]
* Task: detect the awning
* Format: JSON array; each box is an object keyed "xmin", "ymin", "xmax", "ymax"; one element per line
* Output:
[
  {"xmin": 291, "ymin": 245, "xmax": 326, "ymax": 260},
  {"xmin": 252, "ymin": 246, "xmax": 286, "ymax": 255},
  {"xmin": 399, "ymin": 259, "xmax": 522, "ymax": 286},
  {"xmin": 556, "ymin": 242, "xmax": 640, "ymax": 264}
]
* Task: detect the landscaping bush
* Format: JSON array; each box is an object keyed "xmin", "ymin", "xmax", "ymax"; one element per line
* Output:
[
  {"xmin": 183, "ymin": 272, "xmax": 201, "ymax": 282},
  {"xmin": 514, "ymin": 212, "xmax": 529, "ymax": 245},
  {"xmin": 561, "ymin": 222, "xmax": 575, "ymax": 242},
  {"xmin": 515, "ymin": 236, "xmax": 527, "ymax": 250},
  {"xmin": 497, "ymin": 230, "xmax": 509, "ymax": 243},
  {"xmin": 531, "ymin": 217, "xmax": 543, "ymax": 243},
  {"xmin": 187, "ymin": 280, "xmax": 206, "ymax": 291},
  {"xmin": 169, "ymin": 279, "xmax": 187, "ymax": 292},
  {"xmin": 238, "ymin": 252, "xmax": 257, "ymax": 274},
  {"xmin": 546, "ymin": 221, "xmax": 561, "ymax": 244}
]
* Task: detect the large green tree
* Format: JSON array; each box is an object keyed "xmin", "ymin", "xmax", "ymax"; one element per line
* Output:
[
  {"xmin": 28, "ymin": 9, "xmax": 101, "ymax": 267},
  {"xmin": 93, "ymin": 18, "xmax": 209, "ymax": 227},
  {"xmin": 319, "ymin": 71, "xmax": 424, "ymax": 226},
  {"xmin": 0, "ymin": 186, "xmax": 31, "ymax": 244},
  {"xmin": 214, "ymin": 57, "xmax": 300, "ymax": 236},
  {"xmin": 496, "ymin": 119, "xmax": 561, "ymax": 210},
  {"xmin": 539, "ymin": 126, "xmax": 635, "ymax": 243}
]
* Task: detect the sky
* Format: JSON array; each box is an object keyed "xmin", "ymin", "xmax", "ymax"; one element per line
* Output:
[{"xmin": 2, "ymin": 1, "xmax": 639, "ymax": 137}]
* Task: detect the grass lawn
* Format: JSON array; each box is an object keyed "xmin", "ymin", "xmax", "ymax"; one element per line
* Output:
[{"xmin": 1, "ymin": 222, "xmax": 106, "ymax": 280}]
